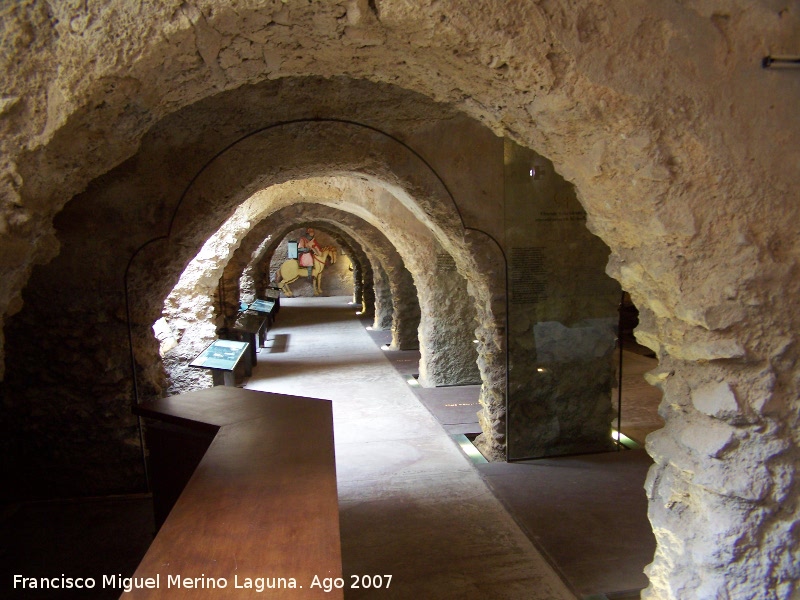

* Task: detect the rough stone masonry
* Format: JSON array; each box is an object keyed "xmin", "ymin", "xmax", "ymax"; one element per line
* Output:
[{"xmin": 1, "ymin": 2, "xmax": 799, "ymax": 598}]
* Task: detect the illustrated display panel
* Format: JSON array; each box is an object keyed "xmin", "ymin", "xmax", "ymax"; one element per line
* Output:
[{"xmin": 190, "ymin": 339, "xmax": 250, "ymax": 371}]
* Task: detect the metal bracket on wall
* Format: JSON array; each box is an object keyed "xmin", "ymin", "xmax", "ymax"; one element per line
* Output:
[{"xmin": 762, "ymin": 55, "xmax": 800, "ymax": 69}]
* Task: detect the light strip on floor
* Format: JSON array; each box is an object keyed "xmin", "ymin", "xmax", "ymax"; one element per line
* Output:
[
  {"xmin": 453, "ymin": 434, "xmax": 488, "ymax": 464},
  {"xmin": 611, "ymin": 429, "xmax": 641, "ymax": 450}
]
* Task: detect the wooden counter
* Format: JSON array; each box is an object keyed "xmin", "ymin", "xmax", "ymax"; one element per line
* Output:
[{"xmin": 129, "ymin": 387, "xmax": 342, "ymax": 598}]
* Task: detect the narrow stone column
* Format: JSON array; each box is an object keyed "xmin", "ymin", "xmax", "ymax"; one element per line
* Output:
[
  {"xmin": 218, "ymin": 267, "xmax": 242, "ymax": 323},
  {"xmin": 471, "ymin": 291, "xmax": 507, "ymax": 461},
  {"xmin": 361, "ymin": 266, "xmax": 375, "ymax": 318},
  {"xmin": 372, "ymin": 263, "xmax": 394, "ymax": 330},
  {"xmin": 461, "ymin": 231, "xmax": 509, "ymax": 461},
  {"xmin": 352, "ymin": 261, "xmax": 363, "ymax": 307},
  {"xmin": 388, "ymin": 265, "xmax": 420, "ymax": 351},
  {"xmin": 417, "ymin": 266, "xmax": 480, "ymax": 387},
  {"xmin": 250, "ymin": 258, "xmax": 270, "ymax": 301},
  {"xmin": 239, "ymin": 266, "xmax": 256, "ymax": 301}
]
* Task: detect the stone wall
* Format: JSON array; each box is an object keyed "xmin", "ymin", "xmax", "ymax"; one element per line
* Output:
[{"xmin": 1, "ymin": 2, "xmax": 799, "ymax": 597}]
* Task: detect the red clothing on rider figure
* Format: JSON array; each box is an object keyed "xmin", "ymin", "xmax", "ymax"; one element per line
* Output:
[{"xmin": 298, "ymin": 228, "xmax": 321, "ymax": 278}]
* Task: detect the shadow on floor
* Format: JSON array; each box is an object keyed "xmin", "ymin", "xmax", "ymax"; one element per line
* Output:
[
  {"xmin": 265, "ymin": 333, "xmax": 290, "ymax": 353},
  {"xmin": 478, "ymin": 452, "xmax": 655, "ymax": 598}
]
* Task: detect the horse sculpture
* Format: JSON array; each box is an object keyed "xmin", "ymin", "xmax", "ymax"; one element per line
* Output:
[{"xmin": 276, "ymin": 246, "xmax": 337, "ymax": 297}]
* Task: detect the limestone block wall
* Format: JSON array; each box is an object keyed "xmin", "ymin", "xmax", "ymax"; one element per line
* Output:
[{"xmin": 328, "ymin": 248, "xmax": 357, "ymax": 297}]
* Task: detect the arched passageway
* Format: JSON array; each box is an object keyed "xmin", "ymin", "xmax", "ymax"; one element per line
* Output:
[
  {"xmin": 155, "ymin": 169, "xmax": 488, "ymax": 423},
  {"xmin": 2, "ymin": 4, "xmax": 799, "ymax": 598}
]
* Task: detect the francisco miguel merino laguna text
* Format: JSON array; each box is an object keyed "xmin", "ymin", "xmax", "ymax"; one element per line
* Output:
[{"xmin": 14, "ymin": 574, "xmax": 305, "ymax": 593}]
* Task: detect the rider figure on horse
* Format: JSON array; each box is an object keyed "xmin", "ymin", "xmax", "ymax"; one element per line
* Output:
[{"xmin": 298, "ymin": 228, "xmax": 321, "ymax": 279}]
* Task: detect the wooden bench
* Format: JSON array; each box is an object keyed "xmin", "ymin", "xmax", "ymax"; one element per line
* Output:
[{"xmin": 128, "ymin": 387, "xmax": 342, "ymax": 598}]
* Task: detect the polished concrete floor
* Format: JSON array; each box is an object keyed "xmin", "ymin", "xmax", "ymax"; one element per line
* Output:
[
  {"xmin": 246, "ymin": 297, "xmax": 575, "ymax": 599},
  {"xmin": 2, "ymin": 295, "xmax": 661, "ymax": 600}
]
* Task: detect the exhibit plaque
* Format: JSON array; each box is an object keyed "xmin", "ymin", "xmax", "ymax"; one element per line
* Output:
[
  {"xmin": 234, "ymin": 312, "xmax": 267, "ymax": 334},
  {"xmin": 190, "ymin": 339, "xmax": 249, "ymax": 371},
  {"xmin": 248, "ymin": 299, "xmax": 275, "ymax": 313}
]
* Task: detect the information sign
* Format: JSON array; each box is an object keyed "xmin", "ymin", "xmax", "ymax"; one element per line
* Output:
[
  {"xmin": 190, "ymin": 339, "xmax": 249, "ymax": 371},
  {"xmin": 234, "ymin": 312, "xmax": 267, "ymax": 334},
  {"xmin": 249, "ymin": 299, "xmax": 275, "ymax": 314}
]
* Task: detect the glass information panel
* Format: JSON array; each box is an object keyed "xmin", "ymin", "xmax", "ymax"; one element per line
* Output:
[
  {"xmin": 190, "ymin": 339, "xmax": 249, "ymax": 371},
  {"xmin": 504, "ymin": 139, "xmax": 621, "ymax": 460},
  {"xmin": 234, "ymin": 312, "xmax": 267, "ymax": 334},
  {"xmin": 249, "ymin": 299, "xmax": 275, "ymax": 314}
]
